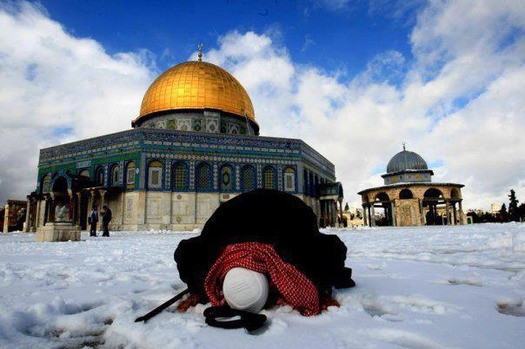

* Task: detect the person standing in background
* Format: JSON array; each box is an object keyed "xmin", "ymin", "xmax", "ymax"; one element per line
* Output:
[
  {"xmin": 101, "ymin": 205, "xmax": 112, "ymax": 237},
  {"xmin": 88, "ymin": 206, "xmax": 98, "ymax": 237}
]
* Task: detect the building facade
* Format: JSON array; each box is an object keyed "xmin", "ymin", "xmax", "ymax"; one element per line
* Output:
[
  {"xmin": 27, "ymin": 58, "xmax": 343, "ymax": 232},
  {"xmin": 358, "ymin": 146, "xmax": 465, "ymax": 227}
]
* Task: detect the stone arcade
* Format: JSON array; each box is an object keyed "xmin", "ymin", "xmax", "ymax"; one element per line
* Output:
[
  {"xmin": 358, "ymin": 145, "xmax": 465, "ymax": 227},
  {"xmin": 27, "ymin": 55, "xmax": 343, "ymax": 233}
]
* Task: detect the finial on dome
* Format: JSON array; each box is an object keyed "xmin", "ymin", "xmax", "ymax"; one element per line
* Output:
[
  {"xmin": 402, "ymin": 142, "xmax": 406, "ymax": 151},
  {"xmin": 198, "ymin": 43, "xmax": 203, "ymax": 62}
]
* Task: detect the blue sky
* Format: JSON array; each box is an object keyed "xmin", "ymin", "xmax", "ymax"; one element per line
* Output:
[
  {"xmin": 1, "ymin": 0, "xmax": 525, "ymax": 210},
  {"xmin": 39, "ymin": 0, "xmax": 416, "ymax": 78}
]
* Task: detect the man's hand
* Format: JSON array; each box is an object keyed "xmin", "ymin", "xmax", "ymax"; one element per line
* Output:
[
  {"xmin": 320, "ymin": 294, "xmax": 340, "ymax": 310},
  {"xmin": 177, "ymin": 293, "xmax": 201, "ymax": 312}
]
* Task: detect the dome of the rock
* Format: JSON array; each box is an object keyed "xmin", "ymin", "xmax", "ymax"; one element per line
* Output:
[{"xmin": 133, "ymin": 61, "xmax": 256, "ymax": 128}]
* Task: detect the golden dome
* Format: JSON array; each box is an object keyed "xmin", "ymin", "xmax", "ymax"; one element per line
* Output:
[{"xmin": 135, "ymin": 61, "xmax": 255, "ymax": 125}]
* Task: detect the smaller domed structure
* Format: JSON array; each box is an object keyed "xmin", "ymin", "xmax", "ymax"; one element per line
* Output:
[{"xmin": 358, "ymin": 144, "xmax": 465, "ymax": 227}]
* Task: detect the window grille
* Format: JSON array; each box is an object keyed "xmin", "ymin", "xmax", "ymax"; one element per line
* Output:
[
  {"xmin": 173, "ymin": 162, "xmax": 188, "ymax": 190},
  {"xmin": 263, "ymin": 166, "xmax": 276, "ymax": 190},
  {"xmin": 241, "ymin": 165, "xmax": 256, "ymax": 192},
  {"xmin": 196, "ymin": 163, "xmax": 211, "ymax": 191}
]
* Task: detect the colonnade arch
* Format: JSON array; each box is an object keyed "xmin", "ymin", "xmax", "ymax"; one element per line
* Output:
[
  {"xmin": 360, "ymin": 185, "xmax": 465, "ymax": 227},
  {"xmin": 399, "ymin": 188, "xmax": 413, "ymax": 199},
  {"xmin": 373, "ymin": 192, "xmax": 393, "ymax": 226}
]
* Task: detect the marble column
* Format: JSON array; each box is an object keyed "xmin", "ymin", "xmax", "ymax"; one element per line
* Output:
[
  {"xmin": 445, "ymin": 200, "xmax": 450, "ymax": 225},
  {"xmin": 99, "ymin": 189, "xmax": 107, "ymax": 207},
  {"xmin": 459, "ymin": 200, "xmax": 464, "ymax": 224},
  {"xmin": 391, "ymin": 202, "xmax": 396, "ymax": 226},
  {"xmin": 76, "ymin": 192, "xmax": 82, "ymax": 226}
]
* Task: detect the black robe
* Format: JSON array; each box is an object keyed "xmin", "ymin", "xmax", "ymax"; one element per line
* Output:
[{"xmin": 174, "ymin": 189, "xmax": 355, "ymax": 302}]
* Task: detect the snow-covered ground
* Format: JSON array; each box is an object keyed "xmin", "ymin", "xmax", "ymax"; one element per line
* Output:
[{"xmin": 1, "ymin": 223, "xmax": 524, "ymax": 349}]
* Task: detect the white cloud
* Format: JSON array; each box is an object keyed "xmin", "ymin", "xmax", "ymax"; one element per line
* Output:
[
  {"xmin": 201, "ymin": 2, "xmax": 525, "ymax": 211},
  {"xmin": 0, "ymin": 2, "xmax": 153, "ymax": 203}
]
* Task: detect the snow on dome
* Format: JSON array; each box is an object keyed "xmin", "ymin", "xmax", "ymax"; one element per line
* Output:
[{"xmin": 386, "ymin": 148, "xmax": 429, "ymax": 174}]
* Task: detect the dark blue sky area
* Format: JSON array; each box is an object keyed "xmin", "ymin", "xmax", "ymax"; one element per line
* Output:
[{"xmin": 39, "ymin": 0, "xmax": 415, "ymax": 78}]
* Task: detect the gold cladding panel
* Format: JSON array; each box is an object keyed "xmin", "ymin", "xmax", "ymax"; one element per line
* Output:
[{"xmin": 138, "ymin": 61, "xmax": 255, "ymax": 121}]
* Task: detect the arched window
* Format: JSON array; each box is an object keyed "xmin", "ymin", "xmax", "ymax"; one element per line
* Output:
[
  {"xmin": 303, "ymin": 169, "xmax": 309, "ymax": 195},
  {"xmin": 126, "ymin": 162, "xmax": 135, "ymax": 189},
  {"xmin": 313, "ymin": 174, "xmax": 319, "ymax": 197},
  {"xmin": 41, "ymin": 175, "xmax": 51, "ymax": 193},
  {"xmin": 110, "ymin": 165, "xmax": 119, "ymax": 186},
  {"xmin": 263, "ymin": 166, "xmax": 276, "ymax": 190},
  {"xmin": 424, "ymin": 188, "xmax": 443, "ymax": 199},
  {"xmin": 173, "ymin": 162, "xmax": 188, "ymax": 191},
  {"xmin": 399, "ymin": 188, "xmax": 414, "ymax": 199},
  {"xmin": 52, "ymin": 176, "xmax": 68, "ymax": 193},
  {"xmin": 284, "ymin": 167, "xmax": 296, "ymax": 192},
  {"xmin": 375, "ymin": 192, "xmax": 390, "ymax": 202},
  {"xmin": 309, "ymin": 172, "xmax": 315, "ymax": 196},
  {"xmin": 148, "ymin": 161, "xmax": 163, "ymax": 189},
  {"xmin": 96, "ymin": 167, "xmax": 105, "ymax": 186},
  {"xmin": 79, "ymin": 169, "xmax": 90, "ymax": 178},
  {"xmin": 220, "ymin": 165, "xmax": 233, "ymax": 192},
  {"xmin": 196, "ymin": 163, "xmax": 212, "ymax": 191},
  {"xmin": 241, "ymin": 165, "xmax": 256, "ymax": 192}
]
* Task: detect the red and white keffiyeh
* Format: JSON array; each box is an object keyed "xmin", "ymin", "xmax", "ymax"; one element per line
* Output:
[{"xmin": 204, "ymin": 242, "xmax": 320, "ymax": 316}]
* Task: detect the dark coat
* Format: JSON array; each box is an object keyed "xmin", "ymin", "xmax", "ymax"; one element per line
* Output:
[
  {"xmin": 102, "ymin": 208, "xmax": 112, "ymax": 224},
  {"xmin": 174, "ymin": 189, "xmax": 355, "ymax": 302}
]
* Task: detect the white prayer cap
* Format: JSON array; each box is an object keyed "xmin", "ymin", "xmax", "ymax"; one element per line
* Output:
[{"xmin": 223, "ymin": 267, "xmax": 269, "ymax": 313}]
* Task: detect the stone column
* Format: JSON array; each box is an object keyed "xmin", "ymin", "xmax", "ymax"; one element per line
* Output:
[
  {"xmin": 452, "ymin": 202, "xmax": 458, "ymax": 225},
  {"xmin": 458, "ymin": 200, "xmax": 464, "ymax": 224},
  {"xmin": 98, "ymin": 189, "xmax": 107, "ymax": 231},
  {"xmin": 42, "ymin": 196, "xmax": 48, "ymax": 225},
  {"xmin": 2, "ymin": 204, "xmax": 9, "ymax": 233},
  {"xmin": 445, "ymin": 200, "xmax": 450, "ymax": 225},
  {"xmin": 332, "ymin": 201, "xmax": 337, "ymax": 227},
  {"xmin": 68, "ymin": 189, "xmax": 74, "ymax": 222},
  {"xmin": 88, "ymin": 190, "xmax": 95, "ymax": 211},
  {"xmin": 99, "ymin": 189, "xmax": 107, "ymax": 207},
  {"xmin": 371, "ymin": 205, "xmax": 376, "ymax": 227},
  {"xmin": 120, "ymin": 192, "xmax": 125, "ymax": 227},
  {"xmin": 338, "ymin": 198, "xmax": 344, "ymax": 228},
  {"xmin": 24, "ymin": 199, "xmax": 31, "ymax": 232},
  {"xmin": 35, "ymin": 198, "xmax": 42, "ymax": 229},
  {"xmin": 194, "ymin": 191, "xmax": 198, "ymax": 224},
  {"xmin": 48, "ymin": 194, "xmax": 55, "ymax": 223},
  {"xmin": 76, "ymin": 192, "xmax": 82, "ymax": 226},
  {"xmin": 319, "ymin": 201, "xmax": 325, "ymax": 228},
  {"xmin": 420, "ymin": 200, "xmax": 426, "ymax": 225},
  {"xmin": 391, "ymin": 202, "xmax": 396, "ymax": 226},
  {"xmin": 363, "ymin": 205, "xmax": 368, "ymax": 226}
]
